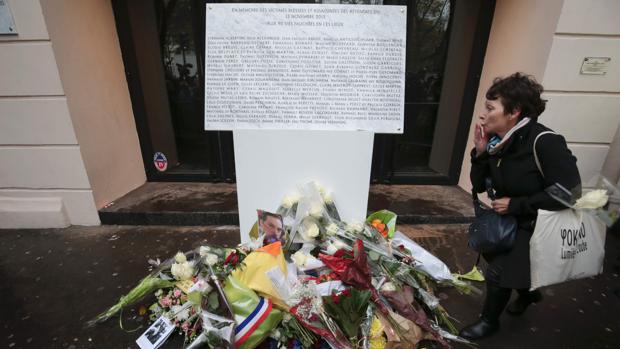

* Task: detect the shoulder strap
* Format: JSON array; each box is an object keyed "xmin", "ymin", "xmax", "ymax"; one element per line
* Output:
[{"xmin": 533, "ymin": 131, "xmax": 556, "ymax": 178}]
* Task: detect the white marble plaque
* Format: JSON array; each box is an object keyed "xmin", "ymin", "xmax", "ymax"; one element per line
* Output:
[
  {"xmin": 0, "ymin": 0, "xmax": 17, "ymax": 35},
  {"xmin": 204, "ymin": 4, "xmax": 406, "ymax": 133}
]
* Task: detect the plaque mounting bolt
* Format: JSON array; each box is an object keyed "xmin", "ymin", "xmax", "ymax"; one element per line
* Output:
[{"xmin": 401, "ymin": 9, "xmax": 405, "ymax": 13}]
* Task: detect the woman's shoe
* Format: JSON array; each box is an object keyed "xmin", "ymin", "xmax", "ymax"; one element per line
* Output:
[
  {"xmin": 459, "ymin": 284, "xmax": 511, "ymax": 340},
  {"xmin": 459, "ymin": 317, "xmax": 499, "ymax": 340},
  {"xmin": 506, "ymin": 290, "xmax": 542, "ymax": 316}
]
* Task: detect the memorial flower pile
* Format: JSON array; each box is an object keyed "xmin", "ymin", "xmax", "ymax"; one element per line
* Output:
[{"xmin": 89, "ymin": 182, "xmax": 478, "ymax": 349}]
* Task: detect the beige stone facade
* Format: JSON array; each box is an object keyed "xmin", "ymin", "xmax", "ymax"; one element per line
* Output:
[{"xmin": 458, "ymin": 0, "xmax": 620, "ymax": 192}]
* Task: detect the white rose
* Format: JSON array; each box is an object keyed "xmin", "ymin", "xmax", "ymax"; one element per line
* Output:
[
  {"xmin": 316, "ymin": 183, "xmax": 327, "ymax": 196},
  {"xmin": 325, "ymin": 223, "xmax": 338, "ymax": 236},
  {"xmin": 305, "ymin": 222, "xmax": 320, "ymax": 238},
  {"xmin": 309, "ymin": 203, "xmax": 323, "ymax": 218},
  {"xmin": 381, "ymin": 282, "xmax": 396, "ymax": 292},
  {"xmin": 291, "ymin": 251, "xmax": 308, "ymax": 267},
  {"xmin": 325, "ymin": 242, "xmax": 339, "ymax": 255},
  {"xmin": 171, "ymin": 262, "xmax": 194, "ymax": 281},
  {"xmin": 174, "ymin": 252, "xmax": 187, "ymax": 263},
  {"xmin": 204, "ymin": 253, "xmax": 219, "ymax": 266},
  {"xmin": 198, "ymin": 246, "xmax": 211, "ymax": 256},
  {"xmin": 322, "ymin": 191, "xmax": 333, "ymax": 204},
  {"xmin": 346, "ymin": 221, "xmax": 364, "ymax": 233},
  {"xmin": 333, "ymin": 239, "xmax": 348, "ymax": 250},
  {"xmin": 281, "ymin": 196, "xmax": 294, "ymax": 209},
  {"xmin": 575, "ymin": 189, "xmax": 609, "ymax": 209},
  {"xmin": 281, "ymin": 191, "xmax": 301, "ymax": 209}
]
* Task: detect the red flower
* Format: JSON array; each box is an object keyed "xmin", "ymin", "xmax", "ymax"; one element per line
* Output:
[
  {"xmin": 224, "ymin": 251, "xmax": 239, "ymax": 266},
  {"xmin": 340, "ymin": 289, "xmax": 350, "ymax": 297},
  {"xmin": 331, "ymin": 293, "xmax": 341, "ymax": 304}
]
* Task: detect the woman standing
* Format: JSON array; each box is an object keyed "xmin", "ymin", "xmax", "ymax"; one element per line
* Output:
[{"xmin": 460, "ymin": 73, "xmax": 581, "ymax": 339}]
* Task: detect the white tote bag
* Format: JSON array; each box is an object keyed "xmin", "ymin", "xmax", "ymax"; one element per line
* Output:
[
  {"xmin": 529, "ymin": 208, "xmax": 606, "ymax": 290},
  {"xmin": 529, "ymin": 131, "xmax": 606, "ymax": 290}
]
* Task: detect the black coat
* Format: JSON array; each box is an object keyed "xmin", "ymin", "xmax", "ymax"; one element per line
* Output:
[{"xmin": 470, "ymin": 121, "xmax": 581, "ymax": 289}]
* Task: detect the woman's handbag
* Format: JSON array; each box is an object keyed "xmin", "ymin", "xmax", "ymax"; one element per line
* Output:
[
  {"xmin": 529, "ymin": 131, "xmax": 606, "ymax": 290},
  {"xmin": 468, "ymin": 178, "xmax": 518, "ymax": 253}
]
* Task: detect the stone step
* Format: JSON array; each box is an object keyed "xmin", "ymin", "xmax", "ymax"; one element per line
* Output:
[{"xmin": 99, "ymin": 182, "xmax": 475, "ymax": 226}]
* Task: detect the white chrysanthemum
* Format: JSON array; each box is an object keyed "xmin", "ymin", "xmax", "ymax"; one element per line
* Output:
[
  {"xmin": 325, "ymin": 223, "xmax": 338, "ymax": 236},
  {"xmin": 171, "ymin": 262, "xmax": 193, "ymax": 281},
  {"xmin": 204, "ymin": 253, "xmax": 219, "ymax": 266},
  {"xmin": 575, "ymin": 189, "xmax": 609, "ymax": 209},
  {"xmin": 174, "ymin": 252, "xmax": 187, "ymax": 263},
  {"xmin": 198, "ymin": 246, "xmax": 211, "ymax": 256},
  {"xmin": 291, "ymin": 251, "xmax": 308, "ymax": 267}
]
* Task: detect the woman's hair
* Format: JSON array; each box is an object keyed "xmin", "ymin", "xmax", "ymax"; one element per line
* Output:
[{"xmin": 486, "ymin": 72, "xmax": 547, "ymax": 121}]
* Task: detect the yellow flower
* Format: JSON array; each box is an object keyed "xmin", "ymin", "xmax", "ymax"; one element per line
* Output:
[{"xmin": 369, "ymin": 317, "xmax": 386, "ymax": 349}]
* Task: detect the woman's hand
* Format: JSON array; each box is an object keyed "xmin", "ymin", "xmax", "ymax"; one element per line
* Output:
[
  {"xmin": 474, "ymin": 123, "xmax": 488, "ymax": 156},
  {"xmin": 492, "ymin": 197, "xmax": 511, "ymax": 215}
]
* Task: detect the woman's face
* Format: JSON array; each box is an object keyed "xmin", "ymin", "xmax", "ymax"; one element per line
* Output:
[{"xmin": 479, "ymin": 98, "xmax": 518, "ymax": 136}]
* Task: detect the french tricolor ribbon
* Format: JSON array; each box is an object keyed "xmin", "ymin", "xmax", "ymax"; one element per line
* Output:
[{"xmin": 234, "ymin": 297, "xmax": 273, "ymax": 346}]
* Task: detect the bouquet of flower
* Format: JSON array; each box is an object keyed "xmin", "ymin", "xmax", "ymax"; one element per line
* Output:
[{"xmin": 90, "ymin": 181, "xmax": 476, "ymax": 349}]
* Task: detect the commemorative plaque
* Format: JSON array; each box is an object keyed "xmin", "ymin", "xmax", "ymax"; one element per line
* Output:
[{"xmin": 204, "ymin": 4, "xmax": 406, "ymax": 133}]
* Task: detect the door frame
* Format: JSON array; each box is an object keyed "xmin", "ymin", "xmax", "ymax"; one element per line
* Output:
[
  {"xmin": 372, "ymin": 0, "xmax": 496, "ymax": 185},
  {"xmin": 111, "ymin": 0, "xmax": 235, "ymax": 182}
]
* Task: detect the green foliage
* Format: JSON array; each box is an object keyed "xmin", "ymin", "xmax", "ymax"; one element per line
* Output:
[{"xmin": 323, "ymin": 288, "xmax": 372, "ymax": 340}]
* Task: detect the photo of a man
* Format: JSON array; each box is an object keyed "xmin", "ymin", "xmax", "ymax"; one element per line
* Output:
[{"xmin": 257, "ymin": 210, "xmax": 284, "ymax": 245}]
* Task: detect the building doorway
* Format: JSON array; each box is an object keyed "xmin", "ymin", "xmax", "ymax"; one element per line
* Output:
[{"xmin": 112, "ymin": 0, "xmax": 494, "ymax": 184}]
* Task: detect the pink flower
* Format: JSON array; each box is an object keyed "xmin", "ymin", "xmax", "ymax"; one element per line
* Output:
[
  {"xmin": 173, "ymin": 289, "xmax": 182, "ymax": 298},
  {"xmin": 182, "ymin": 322, "xmax": 190, "ymax": 332},
  {"xmin": 160, "ymin": 297, "xmax": 172, "ymax": 307}
]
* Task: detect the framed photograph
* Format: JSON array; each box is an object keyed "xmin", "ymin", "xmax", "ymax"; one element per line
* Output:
[
  {"xmin": 257, "ymin": 210, "xmax": 285, "ymax": 245},
  {"xmin": 136, "ymin": 316, "xmax": 175, "ymax": 349}
]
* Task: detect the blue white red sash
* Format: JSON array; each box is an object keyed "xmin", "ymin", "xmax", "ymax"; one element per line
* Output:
[{"xmin": 234, "ymin": 297, "xmax": 273, "ymax": 346}]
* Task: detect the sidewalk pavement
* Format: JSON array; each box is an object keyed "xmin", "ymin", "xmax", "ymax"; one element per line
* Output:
[{"xmin": 1, "ymin": 224, "xmax": 619, "ymax": 349}]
